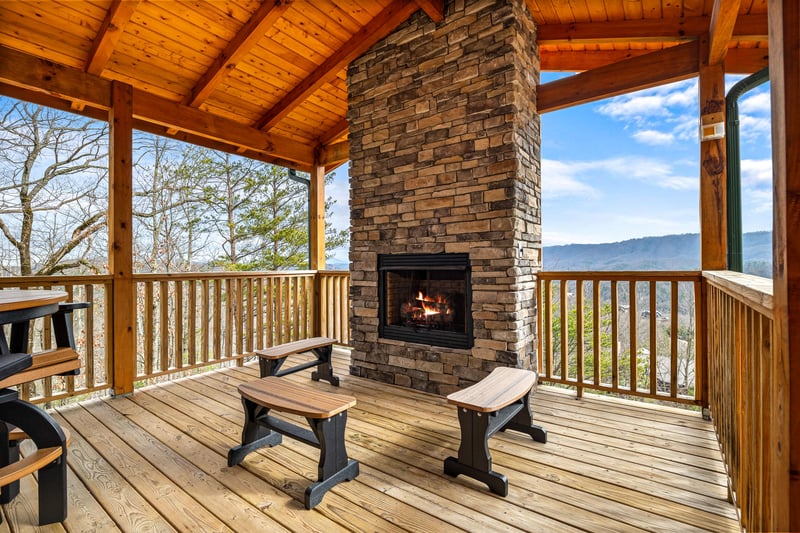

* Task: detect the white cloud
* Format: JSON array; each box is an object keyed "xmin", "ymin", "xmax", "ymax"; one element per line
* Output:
[
  {"xmin": 741, "ymin": 158, "xmax": 772, "ymax": 187},
  {"xmin": 597, "ymin": 95, "xmax": 671, "ymax": 120},
  {"xmin": 596, "ymin": 79, "xmax": 697, "ymax": 122},
  {"xmin": 543, "ymin": 156, "xmax": 698, "ymax": 195},
  {"xmin": 739, "ymin": 91, "xmax": 771, "ymax": 115},
  {"xmin": 738, "ymin": 114, "xmax": 772, "ymax": 141},
  {"xmin": 541, "ymin": 159, "xmax": 598, "ymax": 198},
  {"xmin": 633, "ymin": 129, "xmax": 674, "ymax": 146}
]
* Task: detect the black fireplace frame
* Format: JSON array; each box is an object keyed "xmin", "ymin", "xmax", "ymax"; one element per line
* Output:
[{"xmin": 378, "ymin": 253, "xmax": 473, "ymax": 349}]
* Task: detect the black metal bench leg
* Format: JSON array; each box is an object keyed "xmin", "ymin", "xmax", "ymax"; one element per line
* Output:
[
  {"xmin": 227, "ymin": 399, "xmax": 282, "ymax": 466},
  {"xmin": 258, "ymin": 358, "xmax": 286, "ymax": 378},
  {"xmin": 444, "ymin": 407, "xmax": 509, "ymax": 496},
  {"xmin": 501, "ymin": 393, "xmax": 548, "ymax": 443},
  {"xmin": 310, "ymin": 345, "xmax": 339, "ymax": 386},
  {"xmin": 0, "ymin": 399, "xmax": 68, "ymax": 525},
  {"xmin": 0, "ymin": 421, "xmax": 19, "ymax": 505},
  {"xmin": 304, "ymin": 412, "xmax": 358, "ymax": 509}
]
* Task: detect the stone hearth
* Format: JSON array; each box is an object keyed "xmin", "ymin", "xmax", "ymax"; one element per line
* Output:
[{"xmin": 347, "ymin": 0, "xmax": 541, "ymax": 395}]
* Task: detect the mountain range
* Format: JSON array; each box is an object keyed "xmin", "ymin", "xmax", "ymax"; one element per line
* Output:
[{"xmin": 542, "ymin": 231, "xmax": 772, "ymax": 276}]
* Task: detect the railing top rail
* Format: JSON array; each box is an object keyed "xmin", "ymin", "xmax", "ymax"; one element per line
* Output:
[
  {"xmin": 0, "ymin": 275, "xmax": 114, "ymax": 286},
  {"xmin": 132, "ymin": 270, "xmax": 318, "ymax": 282},
  {"xmin": 538, "ymin": 271, "xmax": 702, "ymax": 281},
  {"xmin": 703, "ymin": 270, "xmax": 773, "ymax": 318}
]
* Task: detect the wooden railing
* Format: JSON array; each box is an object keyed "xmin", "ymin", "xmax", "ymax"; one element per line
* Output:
[
  {"xmin": 318, "ymin": 270, "xmax": 351, "ymax": 344},
  {"xmin": 704, "ymin": 271, "xmax": 774, "ymax": 532},
  {"xmin": 0, "ymin": 275, "xmax": 113, "ymax": 404},
  {"xmin": 0, "ymin": 270, "xmax": 352, "ymax": 405},
  {"xmin": 537, "ymin": 271, "xmax": 705, "ymax": 406}
]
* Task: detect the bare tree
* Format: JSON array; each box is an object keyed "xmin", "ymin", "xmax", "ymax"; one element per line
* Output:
[
  {"xmin": 0, "ymin": 100, "xmax": 107, "ymax": 275},
  {"xmin": 132, "ymin": 136, "xmax": 213, "ymax": 272}
]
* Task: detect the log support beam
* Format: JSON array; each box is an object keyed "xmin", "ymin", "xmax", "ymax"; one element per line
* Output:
[
  {"xmin": 108, "ymin": 81, "xmax": 136, "ymax": 396},
  {"xmin": 768, "ymin": 0, "xmax": 800, "ymax": 529},
  {"xmin": 698, "ymin": 34, "xmax": 727, "ymax": 271}
]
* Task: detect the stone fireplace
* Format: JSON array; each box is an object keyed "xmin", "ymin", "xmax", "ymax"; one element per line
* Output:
[
  {"xmin": 347, "ymin": 0, "xmax": 541, "ymax": 395},
  {"xmin": 379, "ymin": 253, "xmax": 473, "ymax": 349}
]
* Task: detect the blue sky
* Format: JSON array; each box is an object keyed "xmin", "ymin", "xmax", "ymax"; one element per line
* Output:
[{"xmin": 325, "ymin": 73, "xmax": 773, "ymax": 263}]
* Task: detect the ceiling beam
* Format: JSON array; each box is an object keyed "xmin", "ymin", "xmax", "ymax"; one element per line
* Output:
[
  {"xmin": 709, "ymin": 0, "xmax": 743, "ymax": 65},
  {"xmin": 0, "ymin": 45, "xmax": 314, "ymax": 166},
  {"xmin": 86, "ymin": 0, "xmax": 140, "ymax": 75},
  {"xmin": 537, "ymin": 14, "xmax": 766, "ymax": 45},
  {"xmin": 253, "ymin": 0, "xmax": 420, "ymax": 131},
  {"xmin": 414, "ymin": 0, "xmax": 445, "ymax": 22},
  {"xmin": 540, "ymin": 46, "xmax": 768, "ymax": 74},
  {"xmin": 318, "ymin": 140, "xmax": 349, "ymax": 168},
  {"xmin": 537, "ymin": 41, "xmax": 699, "ymax": 113},
  {"xmin": 184, "ymin": 0, "xmax": 291, "ymax": 108}
]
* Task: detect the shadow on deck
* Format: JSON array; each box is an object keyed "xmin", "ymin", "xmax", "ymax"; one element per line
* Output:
[{"xmin": 4, "ymin": 348, "xmax": 738, "ymax": 532}]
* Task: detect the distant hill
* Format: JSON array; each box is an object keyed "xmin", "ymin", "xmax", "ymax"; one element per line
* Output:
[{"xmin": 542, "ymin": 231, "xmax": 772, "ymax": 276}]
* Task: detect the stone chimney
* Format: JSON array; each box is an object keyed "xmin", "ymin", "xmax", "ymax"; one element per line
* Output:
[{"xmin": 347, "ymin": 0, "xmax": 541, "ymax": 395}]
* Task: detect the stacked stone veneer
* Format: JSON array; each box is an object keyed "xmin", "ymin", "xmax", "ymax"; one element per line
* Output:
[{"xmin": 347, "ymin": 0, "xmax": 541, "ymax": 395}]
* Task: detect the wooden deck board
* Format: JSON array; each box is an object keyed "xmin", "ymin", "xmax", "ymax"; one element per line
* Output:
[{"xmin": 1, "ymin": 348, "xmax": 739, "ymax": 532}]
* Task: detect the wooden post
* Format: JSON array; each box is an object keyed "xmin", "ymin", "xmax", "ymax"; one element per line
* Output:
[
  {"xmin": 109, "ymin": 81, "xmax": 136, "ymax": 396},
  {"xmin": 698, "ymin": 34, "xmax": 727, "ymax": 271},
  {"xmin": 768, "ymin": 0, "xmax": 800, "ymax": 529},
  {"xmin": 309, "ymin": 163, "xmax": 325, "ymax": 337}
]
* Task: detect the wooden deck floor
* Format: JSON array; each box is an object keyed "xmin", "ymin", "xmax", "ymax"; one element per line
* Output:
[{"xmin": 3, "ymin": 349, "xmax": 739, "ymax": 532}]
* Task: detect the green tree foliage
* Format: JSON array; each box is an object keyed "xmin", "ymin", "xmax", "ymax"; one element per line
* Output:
[{"xmin": 0, "ymin": 99, "xmax": 350, "ymax": 275}]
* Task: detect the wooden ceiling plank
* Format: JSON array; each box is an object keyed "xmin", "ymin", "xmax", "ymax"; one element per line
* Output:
[
  {"xmin": 185, "ymin": 1, "xmax": 292, "ymax": 107},
  {"xmin": 537, "ymin": 41, "xmax": 700, "ymax": 113},
  {"xmin": 0, "ymin": 44, "xmax": 314, "ymax": 165},
  {"xmin": 709, "ymin": 0, "xmax": 743, "ymax": 64},
  {"xmin": 86, "ymin": 0, "xmax": 141, "ymax": 75},
  {"xmin": 319, "ymin": 118, "xmax": 349, "ymax": 145},
  {"xmin": 134, "ymin": 89, "xmax": 314, "ymax": 164},
  {"xmin": 253, "ymin": 0, "xmax": 420, "ymax": 131},
  {"xmin": 414, "ymin": 0, "xmax": 445, "ymax": 22},
  {"xmin": 537, "ymin": 14, "xmax": 767, "ymax": 44}
]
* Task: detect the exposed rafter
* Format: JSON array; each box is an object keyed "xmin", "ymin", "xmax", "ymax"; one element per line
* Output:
[
  {"xmin": 184, "ymin": 0, "xmax": 291, "ymax": 108},
  {"xmin": 0, "ymin": 45, "xmax": 314, "ymax": 166},
  {"xmin": 319, "ymin": 117, "xmax": 349, "ymax": 146},
  {"xmin": 537, "ymin": 14, "xmax": 767, "ymax": 45},
  {"xmin": 414, "ymin": 0, "xmax": 445, "ymax": 22},
  {"xmin": 540, "ymin": 46, "xmax": 767, "ymax": 74},
  {"xmin": 537, "ymin": 41, "xmax": 700, "ymax": 113},
  {"xmin": 253, "ymin": 0, "xmax": 420, "ymax": 131},
  {"xmin": 86, "ymin": 0, "xmax": 140, "ymax": 75},
  {"xmin": 709, "ymin": 0, "xmax": 743, "ymax": 65}
]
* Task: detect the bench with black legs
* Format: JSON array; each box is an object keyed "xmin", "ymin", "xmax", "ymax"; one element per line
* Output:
[
  {"xmin": 228, "ymin": 376, "xmax": 359, "ymax": 509},
  {"xmin": 443, "ymin": 367, "xmax": 547, "ymax": 496},
  {"xmin": 254, "ymin": 337, "xmax": 339, "ymax": 386}
]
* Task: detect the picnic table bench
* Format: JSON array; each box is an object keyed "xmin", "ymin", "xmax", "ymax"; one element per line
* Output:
[
  {"xmin": 443, "ymin": 366, "xmax": 547, "ymax": 496},
  {"xmin": 254, "ymin": 337, "xmax": 339, "ymax": 386},
  {"xmin": 228, "ymin": 376, "xmax": 359, "ymax": 509}
]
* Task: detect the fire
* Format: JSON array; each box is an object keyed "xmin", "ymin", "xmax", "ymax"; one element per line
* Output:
[{"xmin": 417, "ymin": 291, "xmax": 449, "ymax": 316}]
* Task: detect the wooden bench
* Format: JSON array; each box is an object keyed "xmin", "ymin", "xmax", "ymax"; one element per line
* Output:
[
  {"xmin": 254, "ymin": 337, "xmax": 339, "ymax": 386},
  {"xmin": 443, "ymin": 367, "xmax": 547, "ymax": 496},
  {"xmin": 228, "ymin": 377, "xmax": 359, "ymax": 509}
]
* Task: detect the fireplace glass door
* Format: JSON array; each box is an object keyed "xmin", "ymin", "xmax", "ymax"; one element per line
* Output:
[{"xmin": 378, "ymin": 253, "xmax": 472, "ymax": 349}]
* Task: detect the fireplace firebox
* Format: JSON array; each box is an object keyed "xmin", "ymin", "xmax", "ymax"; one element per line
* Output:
[{"xmin": 378, "ymin": 253, "xmax": 473, "ymax": 349}]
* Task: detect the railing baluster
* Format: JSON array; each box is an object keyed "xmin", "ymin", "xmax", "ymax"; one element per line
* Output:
[{"xmin": 160, "ymin": 280, "xmax": 169, "ymax": 372}]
